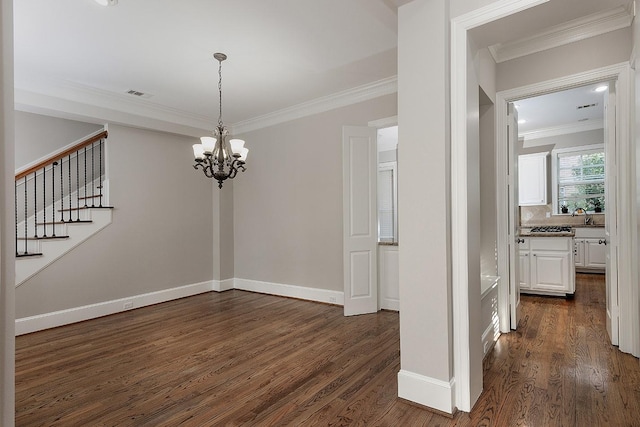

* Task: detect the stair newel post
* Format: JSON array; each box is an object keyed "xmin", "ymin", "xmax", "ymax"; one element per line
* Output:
[
  {"xmin": 99, "ymin": 137, "xmax": 103, "ymax": 207},
  {"xmin": 24, "ymin": 176, "xmax": 28, "ymax": 254},
  {"xmin": 91, "ymin": 142, "xmax": 95, "ymax": 207},
  {"xmin": 33, "ymin": 170, "xmax": 37, "ymax": 238},
  {"xmin": 76, "ymin": 149, "xmax": 80, "ymax": 221},
  {"xmin": 83, "ymin": 146, "xmax": 88, "ymax": 207},
  {"xmin": 52, "ymin": 161, "xmax": 57, "ymax": 237}
]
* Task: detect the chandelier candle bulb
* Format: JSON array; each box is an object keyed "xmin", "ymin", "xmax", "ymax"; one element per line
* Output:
[
  {"xmin": 239, "ymin": 147, "xmax": 249, "ymax": 162},
  {"xmin": 200, "ymin": 137, "xmax": 216, "ymax": 154},
  {"xmin": 230, "ymin": 139, "xmax": 245, "ymax": 154},
  {"xmin": 192, "ymin": 144, "xmax": 205, "ymax": 160}
]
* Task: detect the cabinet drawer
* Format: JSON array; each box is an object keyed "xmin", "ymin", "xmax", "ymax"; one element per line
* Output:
[{"xmin": 530, "ymin": 237, "xmax": 571, "ymax": 251}]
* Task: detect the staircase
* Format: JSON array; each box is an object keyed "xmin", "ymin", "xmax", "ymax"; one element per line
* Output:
[{"xmin": 15, "ymin": 130, "xmax": 113, "ymax": 286}]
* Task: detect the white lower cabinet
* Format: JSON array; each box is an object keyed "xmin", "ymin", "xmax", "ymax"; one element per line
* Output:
[
  {"xmin": 519, "ymin": 236, "xmax": 575, "ymax": 296},
  {"xmin": 574, "ymin": 227, "xmax": 606, "ymax": 272}
]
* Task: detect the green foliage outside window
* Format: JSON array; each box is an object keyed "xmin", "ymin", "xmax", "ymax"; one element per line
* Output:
[{"xmin": 557, "ymin": 150, "xmax": 605, "ymax": 214}]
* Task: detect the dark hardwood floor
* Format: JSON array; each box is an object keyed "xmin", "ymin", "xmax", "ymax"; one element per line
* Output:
[{"xmin": 15, "ymin": 274, "xmax": 640, "ymax": 426}]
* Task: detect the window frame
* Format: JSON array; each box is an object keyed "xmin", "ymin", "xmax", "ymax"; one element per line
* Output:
[
  {"xmin": 551, "ymin": 143, "xmax": 605, "ymax": 215},
  {"xmin": 377, "ymin": 161, "xmax": 398, "ymax": 243}
]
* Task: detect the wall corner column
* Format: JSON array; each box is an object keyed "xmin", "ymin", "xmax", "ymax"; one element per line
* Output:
[
  {"xmin": 397, "ymin": 0, "xmax": 455, "ymax": 414},
  {"xmin": 1, "ymin": 0, "xmax": 16, "ymax": 424}
]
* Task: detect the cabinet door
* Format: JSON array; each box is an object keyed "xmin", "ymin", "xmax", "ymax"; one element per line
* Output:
[
  {"xmin": 531, "ymin": 251, "xmax": 571, "ymax": 292},
  {"xmin": 585, "ymin": 238, "xmax": 606, "ymax": 268},
  {"xmin": 574, "ymin": 239, "xmax": 585, "ymax": 267},
  {"xmin": 518, "ymin": 153, "xmax": 547, "ymax": 206},
  {"xmin": 519, "ymin": 252, "xmax": 530, "ymax": 289}
]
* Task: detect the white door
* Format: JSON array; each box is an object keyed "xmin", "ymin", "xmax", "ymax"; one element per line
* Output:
[
  {"xmin": 508, "ymin": 103, "xmax": 521, "ymax": 329},
  {"xmin": 604, "ymin": 83, "xmax": 619, "ymax": 345},
  {"xmin": 342, "ymin": 126, "xmax": 378, "ymax": 316}
]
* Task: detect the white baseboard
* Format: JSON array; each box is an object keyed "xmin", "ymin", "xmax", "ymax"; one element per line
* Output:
[
  {"xmin": 15, "ymin": 280, "xmax": 215, "ymax": 336},
  {"xmin": 234, "ymin": 278, "xmax": 344, "ymax": 306},
  {"xmin": 397, "ymin": 369, "xmax": 455, "ymax": 414},
  {"xmin": 16, "ymin": 278, "xmax": 345, "ymax": 335},
  {"xmin": 212, "ymin": 278, "xmax": 235, "ymax": 292}
]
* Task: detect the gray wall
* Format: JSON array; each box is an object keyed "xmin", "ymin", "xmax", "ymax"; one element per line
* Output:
[
  {"xmin": 497, "ymin": 28, "xmax": 632, "ymax": 92},
  {"xmin": 15, "ymin": 122, "xmax": 214, "ymax": 318},
  {"xmin": 14, "ymin": 111, "xmax": 103, "ymax": 168},
  {"xmin": 233, "ymin": 94, "xmax": 396, "ymax": 292}
]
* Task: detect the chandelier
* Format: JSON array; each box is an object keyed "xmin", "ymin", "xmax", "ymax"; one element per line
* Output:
[{"xmin": 192, "ymin": 53, "xmax": 248, "ymax": 189}]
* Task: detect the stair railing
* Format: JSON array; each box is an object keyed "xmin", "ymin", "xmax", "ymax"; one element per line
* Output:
[{"xmin": 15, "ymin": 130, "xmax": 108, "ymax": 257}]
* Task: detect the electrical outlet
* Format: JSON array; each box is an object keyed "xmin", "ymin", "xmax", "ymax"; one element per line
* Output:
[
  {"xmin": 123, "ymin": 301, "xmax": 133, "ymax": 310},
  {"xmin": 546, "ymin": 212, "xmax": 551, "ymax": 218},
  {"xmin": 329, "ymin": 296, "xmax": 337, "ymax": 303}
]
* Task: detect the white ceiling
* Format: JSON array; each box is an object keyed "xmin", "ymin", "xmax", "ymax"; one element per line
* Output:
[
  {"xmin": 12, "ymin": 0, "xmax": 633, "ymax": 137},
  {"xmin": 515, "ymin": 82, "xmax": 607, "ymax": 138}
]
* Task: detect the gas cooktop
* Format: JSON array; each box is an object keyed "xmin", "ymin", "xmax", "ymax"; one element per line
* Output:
[{"xmin": 530, "ymin": 226, "xmax": 572, "ymax": 233}]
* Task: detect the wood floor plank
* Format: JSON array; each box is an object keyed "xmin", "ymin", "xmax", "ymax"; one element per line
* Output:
[{"xmin": 15, "ymin": 274, "xmax": 640, "ymax": 426}]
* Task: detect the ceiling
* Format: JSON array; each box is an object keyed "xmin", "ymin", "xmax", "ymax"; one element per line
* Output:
[
  {"xmin": 12, "ymin": 0, "xmax": 633, "ymax": 137},
  {"xmin": 515, "ymin": 82, "xmax": 607, "ymax": 139}
]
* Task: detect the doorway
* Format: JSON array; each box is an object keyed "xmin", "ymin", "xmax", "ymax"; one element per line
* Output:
[
  {"xmin": 495, "ymin": 67, "xmax": 629, "ymax": 349},
  {"xmin": 508, "ymin": 82, "xmax": 614, "ymax": 342}
]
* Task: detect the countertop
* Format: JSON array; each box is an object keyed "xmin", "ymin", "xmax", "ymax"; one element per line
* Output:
[{"xmin": 519, "ymin": 229, "xmax": 575, "ymax": 237}]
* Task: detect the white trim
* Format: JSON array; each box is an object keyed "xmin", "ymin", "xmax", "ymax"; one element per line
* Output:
[
  {"xmin": 15, "ymin": 208, "xmax": 113, "ymax": 286},
  {"xmin": 397, "ymin": 370, "xmax": 454, "ymax": 414},
  {"xmin": 451, "ymin": 0, "xmax": 552, "ymax": 413},
  {"xmin": 232, "ymin": 77, "xmax": 397, "ymax": 135},
  {"xmin": 15, "ymin": 280, "xmax": 216, "ymax": 335},
  {"xmin": 15, "ymin": 277, "xmax": 346, "ymax": 336},
  {"xmin": 234, "ymin": 278, "xmax": 344, "ymax": 306},
  {"xmin": 520, "ymin": 119, "xmax": 604, "ymax": 141},
  {"xmin": 489, "ymin": 5, "xmax": 634, "ymax": 63},
  {"xmin": 212, "ymin": 278, "xmax": 235, "ymax": 292},
  {"xmin": 16, "ymin": 76, "xmax": 397, "ymax": 138},
  {"xmin": 495, "ymin": 63, "xmax": 637, "ymax": 357},
  {"xmin": 368, "ymin": 115, "xmax": 398, "ymax": 128}
]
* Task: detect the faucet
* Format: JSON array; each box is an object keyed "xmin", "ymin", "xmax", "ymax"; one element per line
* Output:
[{"xmin": 571, "ymin": 209, "xmax": 593, "ymax": 225}]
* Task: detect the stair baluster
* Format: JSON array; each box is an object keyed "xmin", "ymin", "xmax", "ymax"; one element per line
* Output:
[
  {"xmin": 99, "ymin": 137, "xmax": 103, "ymax": 207},
  {"xmin": 15, "ymin": 130, "xmax": 109, "ymax": 259},
  {"xmin": 91, "ymin": 142, "xmax": 95, "ymax": 207},
  {"xmin": 23, "ymin": 177, "xmax": 28, "ymax": 254},
  {"xmin": 52, "ymin": 162, "xmax": 57, "ymax": 237},
  {"xmin": 42, "ymin": 165, "xmax": 47, "ymax": 237}
]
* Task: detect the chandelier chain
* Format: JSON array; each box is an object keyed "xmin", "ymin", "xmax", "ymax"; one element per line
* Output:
[{"xmin": 218, "ymin": 58, "xmax": 223, "ymax": 126}]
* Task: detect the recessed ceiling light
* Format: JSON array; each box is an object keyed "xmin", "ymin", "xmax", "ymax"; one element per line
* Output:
[
  {"xmin": 595, "ymin": 85, "xmax": 608, "ymax": 92},
  {"xmin": 518, "ymin": 119, "xmax": 526, "ymax": 124},
  {"xmin": 95, "ymin": 0, "xmax": 118, "ymax": 6}
]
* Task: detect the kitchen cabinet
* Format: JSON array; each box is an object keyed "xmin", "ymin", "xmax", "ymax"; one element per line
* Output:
[
  {"xmin": 518, "ymin": 236, "xmax": 575, "ymax": 296},
  {"xmin": 574, "ymin": 227, "xmax": 606, "ymax": 272},
  {"xmin": 518, "ymin": 152, "xmax": 549, "ymax": 206}
]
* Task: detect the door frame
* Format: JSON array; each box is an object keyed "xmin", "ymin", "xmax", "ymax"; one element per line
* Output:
[{"xmin": 494, "ymin": 63, "xmax": 636, "ymax": 354}]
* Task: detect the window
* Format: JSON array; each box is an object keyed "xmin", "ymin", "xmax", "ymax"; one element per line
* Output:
[
  {"xmin": 378, "ymin": 161, "xmax": 397, "ymax": 242},
  {"xmin": 552, "ymin": 144, "xmax": 605, "ymax": 214}
]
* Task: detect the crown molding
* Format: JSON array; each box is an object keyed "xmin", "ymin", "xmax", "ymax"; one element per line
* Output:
[
  {"xmin": 519, "ymin": 118, "xmax": 604, "ymax": 141},
  {"xmin": 231, "ymin": 76, "xmax": 398, "ymax": 135},
  {"xmin": 489, "ymin": 4, "xmax": 634, "ymax": 63},
  {"xmin": 15, "ymin": 75, "xmax": 398, "ymax": 137}
]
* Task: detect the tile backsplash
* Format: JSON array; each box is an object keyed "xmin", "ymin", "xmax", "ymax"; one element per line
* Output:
[{"xmin": 520, "ymin": 204, "xmax": 605, "ymax": 227}]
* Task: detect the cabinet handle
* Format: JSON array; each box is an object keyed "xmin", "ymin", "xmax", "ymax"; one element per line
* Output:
[{"xmin": 599, "ymin": 239, "xmax": 607, "ymax": 245}]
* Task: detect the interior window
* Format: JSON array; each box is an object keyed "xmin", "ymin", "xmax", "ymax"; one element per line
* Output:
[
  {"xmin": 553, "ymin": 145, "xmax": 605, "ymax": 214},
  {"xmin": 378, "ymin": 162, "xmax": 397, "ymax": 242}
]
